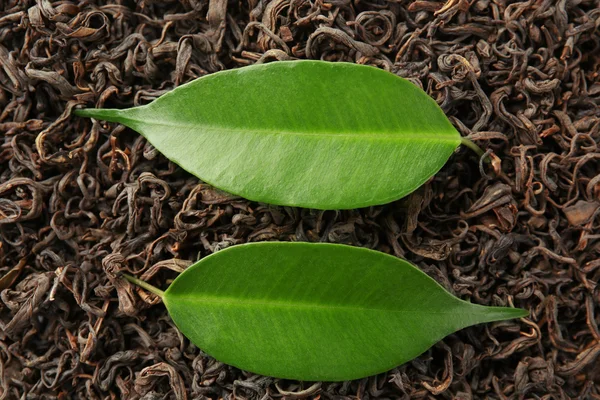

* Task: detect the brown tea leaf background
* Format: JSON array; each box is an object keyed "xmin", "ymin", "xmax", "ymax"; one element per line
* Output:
[{"xmin": 1, "ymin": 0, "xmax": 599, "ymax": 399}]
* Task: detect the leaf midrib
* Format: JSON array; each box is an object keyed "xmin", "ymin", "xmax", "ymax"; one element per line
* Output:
[
  {"xmin": 121, "ymin": 116, "xmax": 461, "ymax": 142},
  {"xmin": 167, "ymin": 294, "xmax": 475, "ymax": 315}
]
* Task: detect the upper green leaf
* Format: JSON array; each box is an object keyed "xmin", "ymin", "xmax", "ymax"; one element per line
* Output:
[
  {"xmin": 163, "ymin": 242, "xmax": 527, "ymax": 381},
  {"xmin": 75, "ymin": 61, "xmax": 461, "ymax": 209}
]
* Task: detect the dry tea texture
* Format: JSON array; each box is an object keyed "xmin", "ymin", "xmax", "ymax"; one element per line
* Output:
[{"xmin": 1, "ymin": 0, "xmax": 599, "ymax": 398}]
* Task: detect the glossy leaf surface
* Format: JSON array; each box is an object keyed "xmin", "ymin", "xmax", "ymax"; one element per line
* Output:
[
  {"xmin": 163, "ymin": 242, "xmax": 527, "ymax": 381},
  {"xmin": 75, "ymin": 61, "xmax": 461, "ymax": 209}
]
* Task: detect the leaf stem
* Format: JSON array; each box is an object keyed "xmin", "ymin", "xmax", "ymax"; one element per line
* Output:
[
  {"xmin": 122, "ymin": 273, "xmax": 165, "ymax": 299},
  {"xmin": 460, "ymin": 136, "xmax": 485, "ymax": 158}
]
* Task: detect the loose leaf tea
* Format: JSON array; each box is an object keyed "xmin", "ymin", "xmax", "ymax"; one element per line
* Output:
[
  {"xmin": 75, "ymin": 61, "xmax": 462, "ymax": 209},
  {"xmin": 0, "ymin": 259, "xmax": 25, "ymax": 290},
  {"xmin": 127, "ymin": 242, "xmax": 528, "ymax": 381}
]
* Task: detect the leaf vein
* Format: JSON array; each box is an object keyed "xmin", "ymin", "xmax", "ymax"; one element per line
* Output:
[
  {"xmin": 170, "ymin": 296, "xmax": 477, "ymax": 315},
  {"xmin": 121, "ymin": 117, "xmax": 461, "ymax": 141}
]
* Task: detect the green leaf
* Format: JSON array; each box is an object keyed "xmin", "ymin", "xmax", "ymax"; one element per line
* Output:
[
  {"xmin": 158, "ymin": 242, "xmax": 527, "ymax": 381},
  {"xmin": 74, "ymin": 61, "xmax": 461, "ymax": 209}
]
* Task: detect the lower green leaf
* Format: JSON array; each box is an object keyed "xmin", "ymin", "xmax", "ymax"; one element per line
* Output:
[{"xmin": 155, "ymin": 242, "xmax": 527, "ymax": 381}]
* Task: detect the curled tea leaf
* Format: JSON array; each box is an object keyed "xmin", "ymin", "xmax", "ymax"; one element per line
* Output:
[{"xmin": 0, "ymin": 258, "xmax": 26, "ymax": 291}]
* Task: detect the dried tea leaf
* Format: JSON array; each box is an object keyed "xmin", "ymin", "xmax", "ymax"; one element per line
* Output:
[
  {"xmin": 0, "ymin": 259, "xmax": 26, "ymax": 291},
  {"xmin": 130, "ymin": 242, "xmax": 527, "ymax": 381},
  {"xmin": 75, "ymin": 61, "xmax": 462, "ymax": 209},
  {"xmin": 0, "ymin": 267, "xmax": 22, "ymax": 290},
  {"xmin": 563, "ymin": 200, "xmax": 599, "ymax": 226}
]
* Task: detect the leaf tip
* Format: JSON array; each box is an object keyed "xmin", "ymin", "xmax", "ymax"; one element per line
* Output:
[
  {"xmin": 486, "ymin": 306, "xmax": 529, "ymax": 321},
  {"xmin": 512, "ymin": 307, "xmax": 530, "ymax": 319},
  {"xmin": 71, "ymin": 107, "xmax": 127, "ymax": 124},
  {"xmin": 466, "ymin": 302, "xmax": 529, "ymax": 325},
  {"xmin": 72, "ymin": 108, "xmax": 96, "ymax": 118}
]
